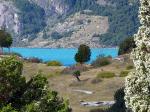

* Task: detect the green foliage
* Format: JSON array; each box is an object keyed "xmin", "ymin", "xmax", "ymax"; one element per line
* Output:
[
  {"xmin": 97, "ymin": 72, "xmax": 115, "ymax": 78},
  {"xmin": 125, "ymin": 0, "xmax": 150, "ymax": 111},
  {"xmin": 72, "ymin": 70, "xmax": 81, "ymax": 81},
  {"xmin": 118, "ymin": 37, "xmax": 136, "ymax": 55},
  {"xmin": 0, "ymin": 57, "xmax": 70, "ymax": 112},
  {"xmin": 73, "ymin": 70, "xmax": 81, "ymax": 77},
  {"xmin": 47, "ymin": 60, "xmax": 62, "ymax": 66},
  {"xmin": 75, "ymin": 44, "xmax": 91, "ymax": 64},
  {"xmin": 91, "ymin": 55, "xmax": 111, "ymax": 67},
  {"xmin": 9, "ymin": 0, "xmax": 139, "ymax": 46},
  {"xmin": 119, "ymin": 71, "xmax": 129, "ymax": 77},
  {"xmin": 22, "ymin": 91, "xmax": 71, "ymax": 112},
  {"xmin": 71, "ymin": 0, "xmax": 140, "ymax": 46},
  {"xmin": 0, "ymin": 30, "xmax": 12, "ymax": 49},
  {"xmin": 108, "ymin": 88, "xmax": 126, "ymax": 112},
  {"xmin": 0, "ymin": 105, "xmax": 17, "ymax": 112}
]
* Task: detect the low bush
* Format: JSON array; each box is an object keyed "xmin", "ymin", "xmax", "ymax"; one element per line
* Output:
[
  {"xmin": 119, "ymin": 71, "xmax": 129, "ymax": 77},
  {"xmin": 97, "ymin": 72, "xmax": 115, "ymax": 78},
  {"xmin": 47, "ymin": 60, "xmax": 62, "ymax": 66},
  {"xmin": 24, "ymin": 57, "xmax": 42, "ymax": 63},
  {"xmin": 126, "ymin": 65, "xmax": 134, "ymax": 70},
  {"xmin": 91, "ymin": 56, "xmax": 111, "ymax": 67}
]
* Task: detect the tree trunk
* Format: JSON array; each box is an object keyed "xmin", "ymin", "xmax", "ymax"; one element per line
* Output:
[
  {"xmin": 75, "ymin": 76, "xmax": 81, "ymax": 82},
  {"xmin": 0, "ymin": 47, "xmax": 2, "ymax": 55},
  {"xmin": 1, "ymin": 47, "xmax": 3, "ymax": 54},
  {"xmin": 8, "ymin": 47, "xmax": 10, "ymax": 54}
]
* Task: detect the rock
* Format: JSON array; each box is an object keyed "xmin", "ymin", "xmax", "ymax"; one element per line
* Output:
[
  {"xmin": 80, "ymin": 101, "xmax": 115, "ymax": 107},
  {"xmin": 73, "ymin": 89, "xmax": 93, "ymax": 95},
  {"xmin": 0, "ymin": 1, "xmax": 20, "ymax": 34}
]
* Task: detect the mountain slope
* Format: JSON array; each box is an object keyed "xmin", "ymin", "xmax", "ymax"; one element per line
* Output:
[
  {"xmin": 0, "ymin": 0, "xmax": 139, "ymax": 48},
  {"xmin": 30, "ymin": 11, "xmax": 109, "ymax": 48}
]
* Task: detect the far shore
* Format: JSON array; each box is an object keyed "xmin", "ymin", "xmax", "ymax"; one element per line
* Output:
[{"xmin": 10, "ymin": 47, "xmax": 119, "ymax": 49}]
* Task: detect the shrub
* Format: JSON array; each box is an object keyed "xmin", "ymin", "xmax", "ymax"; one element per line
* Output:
[
  {"xmin": 108, "ymin": 88, "xmax": 126, "ymax": 112},
  {"xmin": 75, "ymin": 44, "xmax": 91, "ymax": 64},
  {"xmin": 24, "ymin": 57, "xmax": 42, "ymax": 63},
  {"xmin": 47, "ymin": 61, "xmax": 62, "ymax": 66},
  {"xmin": 118, "ymin": 37, "xmax": 136, "ymax": 55},
  {"xmin": 119, "ymin": 71, "xmax": 129, "ymax": 77},
  {"xmin": 126, "ymin": 65, "xmax": 134, "ymax": 70},
  {"xmin": 73, "ymin": 70, "xmax": 81, "ymax": 77},
  {"xmin": 0, "ymin": 57, "xmax": 71, "ymax": 112},
  {"xmin": 91, "ymin": 56, "xmax": 111, "ymax": 67},
  {"xmin": 73, "ymin": 70, "xmax": 81, "ymax": 81},
  {"xmin": 97, "ymin": 72, "xmax": 115, "ymax": 78}
]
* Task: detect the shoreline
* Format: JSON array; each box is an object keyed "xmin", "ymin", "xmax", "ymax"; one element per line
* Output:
[{"xmin": 10, "ymin": 47, "xmax": 119, "ymax": 49}]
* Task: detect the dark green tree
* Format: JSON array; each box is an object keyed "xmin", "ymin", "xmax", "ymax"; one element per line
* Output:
[
  {"xmin": 0, "ymin": 30, "xmax": 13, "ymax": 53},
  {"xmin": 73, "ymin": 70, "xmax": 81, "ymax": 81},
  {"xmin": 4, "ymin": 34, "xmax": 12, "ymax": 53},
  {"xmin": 0, "ymin": 30, "xmax": 6, "ymax": 53},
  {"xmin": 108, "ymin": 88, "xmax": 126, "ymax": 112},
  {"xmin": 0, "ymin": 57, "xmax": 71, "ymax": 112},
  {"xmin": 75, "ymin": 44, "xmax": 91, "ymax": 64},
  {"xmin": 118, "ymin": 37, "xmax": 136, "ymax": 55}
]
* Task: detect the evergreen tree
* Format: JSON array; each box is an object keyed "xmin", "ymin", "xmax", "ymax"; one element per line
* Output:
[
  {"xmin": 0, "ymin": 30, "xmax": 12, "ymax": 53},
  {"xmin": 75, "ymin": 44, "xmax": 91, "ymax": 64},
  {"xmin": 118, "ymin": 37, "xmax": 136, "ymax": 55},
  {"xmin": 0, "ymin": 57, "xmax": 71, "ymax": 112},
  {"xmin": 125, "ymin": 0, "xmax": 150, "ymax": 111}
]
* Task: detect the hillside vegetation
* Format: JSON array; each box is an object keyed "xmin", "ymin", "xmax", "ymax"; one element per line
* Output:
[
  {"xmin": 1, "ymin": 0, "xmax": 139, "ymax": 47},
  {"xmin": 70, "ymin": 0, "xmax": 139, "ymax": 46}
]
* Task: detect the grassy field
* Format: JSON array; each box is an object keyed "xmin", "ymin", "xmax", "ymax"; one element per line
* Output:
[{"xmin": 22, "ymin": 55, "xmax": 133, "ymax": 112}]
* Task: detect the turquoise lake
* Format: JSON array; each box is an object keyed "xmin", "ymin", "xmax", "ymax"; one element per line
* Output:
[{"xmin": 7, "ymin": 48, "xmax": 118, "ymax": 66}]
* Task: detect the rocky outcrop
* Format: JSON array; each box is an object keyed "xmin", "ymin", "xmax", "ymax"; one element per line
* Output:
[
  {"xmin": 29, "ymin": 0, "xmax": 72, "ymax": 15},
  {"xmin": 29, "ymin": 12, "xmax": 109, "ymax": 48},
  {"xmin": 0, "ymin": 1, "xmax": 21, "ymax": 34},
  {"xmin": 0, "ymin": 0, "xmax": 109, "ymax": 48}
]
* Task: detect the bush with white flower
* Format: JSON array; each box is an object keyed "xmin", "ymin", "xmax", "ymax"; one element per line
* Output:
[{"xmin": 125, "ymin": 0, "xmax": 150, "ymax": 112}]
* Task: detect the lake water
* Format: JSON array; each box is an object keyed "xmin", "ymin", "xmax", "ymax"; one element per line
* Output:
[{"xmin": 6, "ymin": 48, "xmax": 118, "ymax": 66}]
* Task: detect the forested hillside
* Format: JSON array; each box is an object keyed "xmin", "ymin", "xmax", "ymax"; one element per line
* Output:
[
  {"xmin": 69, "ymin": 0, "xmax": 140, "ymax": 46},
  {"xmin": 0, "ymin": 0, "xmax": 139, "ymax": 47}
]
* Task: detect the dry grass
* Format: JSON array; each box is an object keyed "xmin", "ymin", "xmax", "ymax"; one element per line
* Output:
[{"xmin": 22, "ymin": 57, "xmax": 132, "ymax": 112}]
